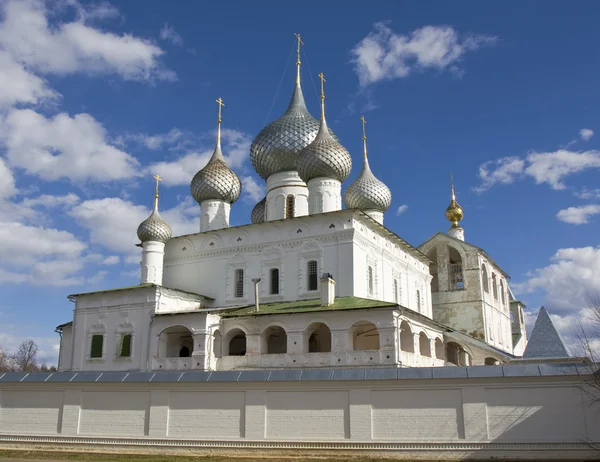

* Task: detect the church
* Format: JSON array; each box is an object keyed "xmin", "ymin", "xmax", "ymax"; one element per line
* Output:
[{"xmin": 54, "ymin": 38, "xmax": 529, "ymax": 374}]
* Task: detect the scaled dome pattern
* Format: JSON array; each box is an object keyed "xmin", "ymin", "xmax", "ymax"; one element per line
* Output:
[
  {"xmin": 191, "ymin": 144, "xmax": 242, "ymax": 205},
  {"xmin": 344, "ymin": 158, "xmax": 392, "ymax": 213},
  {"xmin": 251, "ymin": 196, "xmax": 266, "ymax": 224},
  {"xmin": 250, "ymin": 83, "xmax": 339, "ymax": 180},
  {"xmin": 297, "ymin": 118, "xmax": 352, "ymax": 183},
  {"xmin": 137, "ymin": 208, "xmax": 172, "ymax": 243}
]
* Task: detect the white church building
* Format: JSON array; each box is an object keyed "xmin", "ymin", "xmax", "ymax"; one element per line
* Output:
[{"xmin": 55, "ymin": 45, "xmax": 528, "ymax": 374}]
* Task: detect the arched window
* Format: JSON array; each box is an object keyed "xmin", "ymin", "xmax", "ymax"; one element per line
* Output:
[
  {"xmin": 393, "ymin": 279, "xmax": 398, "ymax": 303},
  {"xmin": 368, "ymin": 266, "xmax": 374, "ymax": 295},
  {"xmin": 492, "ymin": 273, "xmax": 498, "ymax": 299},
  {"xmin": 482, "ymin": 264, "xmax": 489, "ymax": 293},
  {"xmin": 270, "ymin": 268, "xmax": 279, "ymax": 295},
  {"xmin": 416, "ymin": 290, "xmax": 421, "ymax": 312},
  {"xmin": 500, "ymin": 280, "xmax": 505, "ymax": 305},
  {"xmin": 306, "ymin": 323, "xmax": 331, "ymax": 353},
  {"xmin": 448, "ymin": 246, "xmax": 464, "ymax": 290},
  {"xmin": 235, "ymin": 268, "xmax": 244, "ymax": 298},
  {"xmin": 307, "ymin": 260, "xmax": 318, "ymax": 291},
  {"xmin": 285, "ymin": 195, "xmax": 295, "ymax": 219}
]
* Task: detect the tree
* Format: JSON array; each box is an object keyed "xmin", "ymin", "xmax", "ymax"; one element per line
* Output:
[
  {"xmin": 11, "ymin": 339, "xmax": 39, "ymax": 372},
  {"xmin": 575, "ymin": 293, "xmax": 600, "ymax": 402},
  {"xmin": 0, "ymin": 346, "xmax": 12, "ymax": 372}
]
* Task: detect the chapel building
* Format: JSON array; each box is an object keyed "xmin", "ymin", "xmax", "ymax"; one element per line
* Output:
[{"xmin": 55, "ymin": 39, "xmax": 527, "ymax": 373}]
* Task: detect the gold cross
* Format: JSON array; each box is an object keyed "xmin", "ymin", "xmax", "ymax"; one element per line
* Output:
[
  {"xmin": 294, "ymin": 33, "xmax": 303, "ymax": 65},
  {"xmin": 318, "ymin": 72, "xmax": 326, "ymax": 99},
  {"xmin": 153, "ymin": 174, "xmax": 162, "ymax": 198},
  {"xmin": 360, "ymin": 115, "xmax": 367, "ymax": 140},
  {"xmin": 216, "ymin": 97, "xmax": 225, "ymax": 123}
]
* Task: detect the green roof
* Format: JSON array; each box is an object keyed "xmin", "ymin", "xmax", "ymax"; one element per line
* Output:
[
  {"xmin": 220, "ymin": 296, "xmax": 397, "ymax": 317},
  {"xmin": 68, "ymin": 283, "xmax": 210, "ymax": 301}
]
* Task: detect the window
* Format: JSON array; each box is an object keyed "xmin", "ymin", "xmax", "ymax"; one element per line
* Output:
[
  {"xmin": 500, "ymin": 280, "xmax": 505, "ymax": 305},
  {"xmin": 90, "ymin": 335, "xmax": 103, "ymax": 358},
  {"xmin": 119, "ymin": 334, "xmax": 132, "ymax": 357},
  {"xmin": 416, "ymin": 290, "xmax": 421, "ymax": 312},
  {"xmin": 449, "ymin": 264, "xmax": 464, "ymax": 289},
  {"xmin": 482, "ymin": 264, "xmax": 489, "ymax": 293},
  {"xmin": 270, "ymin": 268, "xmax": 279, "ymax": 295},
  {"xmin": 235, "ymin": 268, "xmax": 244, "ymax": 298},
  {"xmin": 285, "ymin": 195, "xmax": 295, "ymax": 219},
  {"xmin": 307, "ymin": 260, "xmax": 318, "ymax": 291},
  {"xmin": 368, "ymin": 266, "xmax": 373, "ymax": 294},
  {"xmin": 393, "ymin": 279, "xmax": 398, "ymax": 303},
  {"xmin": 492, "ymin": 273, "xmax": 498, "ymax": 299}
]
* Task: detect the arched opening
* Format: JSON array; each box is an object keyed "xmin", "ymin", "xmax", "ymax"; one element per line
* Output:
[
  {"xmin": 158, "ymin": 326, "xmax": 194, "ymax": 359},
  {"xmin": 285, "ymin": 195, "xmax": 295, "ymax": 219},
  {"xmin": 225, "ymin": 328, "xmax": 246, "ymax": 356},
  {"xmin": 399, "ymin": 321, "xmax": 414, "ymax": 353},
  {"xmin": 427, "ymin": 248, "xmax": 439, "ymax": 292},
  {"xmin": 481, "ymin": 264, "xmax": 489, "ymax": 293},
  {"xmin": 435, "ymin": 338, "xmax": 445, "ymax": 360},
  {"xmin": 368, "ymin": 266, "xmax": 374, "ymax": 294},
  {"xmin": 447, "ymin": 245, "xmax": 464, "ymax": 290},
  {"xmin": 492, "ymin": 273, "xmax": 498, "ymax": 299},
  {"xmin": 305, "ymin": 322, "xmax": 331, "ymax": 353},
  {"xmin": 351, "ymin": 321, "xmax": 379, "ymax": 351},
  {"xmin": 270, "ymin": 268, "xmax": 280, "ymax": 295},
  {"xmin": 307, "ymin": 260, "xmax": 318, "ymax": 291},
  {"xmin": 446, "ymin": 342, "xmax": 470, "ymax": 366},
  {"xmin": 500, "ymin": 280, "xmax": 505, "ymax": 306},
  {"xmin": 419, "ymin": 333, "xmax": 431, "ymax": 357},
  {"xmin": 264, "ymin": 326, "xmax": 287, "ymax": 354},
  {"xmin": 485, "ymin": 357, "xmax": 499, "ymax": 366}
]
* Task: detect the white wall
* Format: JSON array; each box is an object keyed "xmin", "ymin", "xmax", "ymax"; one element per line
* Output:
[{"xmin": 0, "ymin": 373, "xmax": 597, "ymax": 459}]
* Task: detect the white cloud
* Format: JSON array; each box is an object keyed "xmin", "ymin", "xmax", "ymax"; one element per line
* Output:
[
  {"xmin": 0, "ymin": 51, "xmax": 58, "ymax": 108},
  {"xmin": 0, "ymin": 108, "xmax": 140, "ymax": 182},
  {"xmin": 21, "ymin": 193, "xmax": 80, "ymax": 208},
  {"xmin": 575, "ymin": 187, "xmax": 600, "ymax": 200},
  {"xmin": 580, "ymin": 128, "xmax": 594, "ymax": 141},
  {"xmin": 556, "ymin": 204, "xmax": 600, "ymax": 225},
  {"xmin": 352, "ymin": 23, "xmax": 496, "ymax": 86},
  {"xmin": 0, "ymin": 0, "xmax": 174, "ymax": 82},
  {"xmin": 241, "ymin": 176, "xmax": 265, "ymax": 203},
  {"xmin": 102, "ymin": 255, "xmax": 120, "ymax": 265},
  {"xmin": 159, "ymin": 23, "xmax": 183, "ymax": 46},
  {"xmin": 396, "ymin": 204, "xmax": 408, "ymax": 216},
  {"xmin": 145, "ymin": 128, "xmax": 252, "ymax": 186},
  {"xmin": 0, "ymin": 158, "xmax": 17, "ymax": 199},
  {"xmin": 124, "ymin": 128, "xmax": 184, "ymax": 150},
  {"xmin": 70, "ymin": 196, "xmax": 198, "ymax": 258},
  {"xmin": 475, "ymin": 150, "xmax": 600, "ymax": 192}
]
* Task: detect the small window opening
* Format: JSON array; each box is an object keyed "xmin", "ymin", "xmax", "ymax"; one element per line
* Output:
[
  {"xmin": 393, "ymin": 279, "xmax": 398, "ymax": 303},
  {"xmin": 307, "ymin": 260, "xmax": 318, "ymax": 291},
  {"xmin": 270, "ymin": 268, "xmax": 279, "ymax": 295},
  {"xmin": 285, "ymin": 195, "xmax": 295, "ymax": 219},
  {"xmin": 368, "ymin": 266, "xmax": 374, "ymax": 295},
  {"xmin": 90, "ymin": 335, "xmax": 103, "ymax": 358},
  {"xmin": 235, "ymin": 268, "xmax": 244, "ymax": 298},
  {"xmin": 119, "ymin": 334, "xmax": 132, "ymax": 357}
]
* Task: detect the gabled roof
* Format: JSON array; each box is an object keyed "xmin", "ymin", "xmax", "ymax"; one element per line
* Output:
[
  {"xmin": 67, "ymin": 283, "xmax": 212, "ymax": 302},
  {"xmin": 418, "ymin": 231, "xmax": 509, "ymax": 278},
  {"xmin": 522, "ymin": 306, "xmax": 572, "ymax": 359}
]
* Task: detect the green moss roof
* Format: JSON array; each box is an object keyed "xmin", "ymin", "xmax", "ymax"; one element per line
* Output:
[{"xmin": 220, "ymin": 296, "xmax": 397, "ymax": 317}]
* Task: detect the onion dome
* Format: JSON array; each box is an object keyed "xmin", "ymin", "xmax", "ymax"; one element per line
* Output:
[
  {"xmin": 137, "ymin": 175, "xmax": 172, "ymax": 243},
  {"xmin": 445, "ymin": 178, "xmax": 464, "ymax": 228},
  {"xmin": 191, "ymin": 98, "xmax": 242, "ymax": 205},
  {"xmin": 343, "ymin": 117, "xmax": 392, "ymax": 213},
  {"xmin": 251, "ymin": 196, "xmax": 266, "ymax": 224},
  {"xmin": 297, "ymin": 72, "xmax": 352, "ymax": 183},
  {"xmin": 250, "ymin": 36, "xmax": 338, "ymax": 180}
]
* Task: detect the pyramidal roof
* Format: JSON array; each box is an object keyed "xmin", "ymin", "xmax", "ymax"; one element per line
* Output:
[{"xmin": 522, "ymin": 306, "xmax": 572, "ymax": 359}]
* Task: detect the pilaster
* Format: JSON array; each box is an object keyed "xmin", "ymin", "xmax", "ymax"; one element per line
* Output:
[
  {"xmin": 461, "ymin": 386, "xmax": 487, "ymax": 441},
  {"xmin": 148, "ymin": 390, "xmax": 169, "ymax": 437},
  {"xmin": 349, "ymin": 388, "xmax": 372, "ymax": 440},
  {"xmin": 60, "ymin": 389, "xmax": 81, "ymax": 435},
  {"xmin": 244, "ymin": 390, "xmax": 266, "ymax": 439}
]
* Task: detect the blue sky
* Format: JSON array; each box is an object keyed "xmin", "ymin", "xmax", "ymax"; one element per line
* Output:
[{"xmin": 0, "ymin": 0, "xmax": 598, "ymax": 363}]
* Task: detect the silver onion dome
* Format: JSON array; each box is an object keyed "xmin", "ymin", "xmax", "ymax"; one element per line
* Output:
[
  {"xmin": 344, "ymin": 157, "xmax": 392, "ymax": 213},
  {"xmin": 191, "ymin": 143, "xmax": 242, "ymax": 205},
  {"xmin": 250, "ymin": 82, "xmax": 339, "ymax": 180},
  {"xmin": 137, "ymin": 207, "xmax": 172, "ymax": 243},
  {"xmin": 297, "ymin": 116, "xmax": 352, "ymax": 183},
  {"xmin": 250, "ymin": 196, "xmax": 266, "ymax": 224}
]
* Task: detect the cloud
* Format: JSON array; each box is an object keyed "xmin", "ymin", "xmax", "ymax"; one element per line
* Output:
[
  {"xmin": 0, "ymin": 108, "xmax": 140, "ymax": 182},
  {"xmin": 396, "ymin": 204, "xmax": 408, "ymax": 216},
  {"xmin": 0, "ymin": 51, "xmax": 58, "ymax": 108},
  {"xmin": 556, "ymin": 204, "xmax": 600, "ymax": 225},
  {"xmin": 513, "ymin": 246, "xmax": 600, "ymax": 350},
  {"xmin": 70, "ymin": 196, "xmax": 198, "ymax": 258},
  {"xmin": 122, "ymin": 128, "xmax": 184, "ymax": 150},
  {"xmin": 475, "ymin": 150, "xmax": 600, "ymax": 192},
  {"xmin": 21, "ymin": 193, "xmax": 80, "ymax": 208},
  {"xmin": 0, "ymin": 158, "xmax": 17, "ymax": 199},
  {"xmin": 241, "ymin": 176, "xmax": 264, "ymax": 203},
  {"xmin": 159, "ymin": 23, "xmax": 183, "ymax": 46},
  {"xmin": 580, "ymin": 128, "xmax": 594, "ymax": 141},
  {"xmin": 351, "ymin": 23, "xmax": 496, "ymax": 87},
  {"xmin": 145, "ymin": 128, "xmax": 252, "ymax": 186},
  {"xmin": 575, "ymin": 187, "xmax": 600, "ymax": 200},
  {"xmin": 0, "ymin": 0, "xmax": 174, "ymax": 82}
]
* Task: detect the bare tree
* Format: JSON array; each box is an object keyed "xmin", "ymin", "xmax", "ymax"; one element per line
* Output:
[
  {"xmin": 0, "ymin": 345, "xmax": 12, "ymax": 372},
  {"xmin": 11, "ymin": 340, "xmax": 39, "ymax": 372},
  {"xmin": 574, "ymin": 293, "xmax": 600, "ymax": 402}
]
